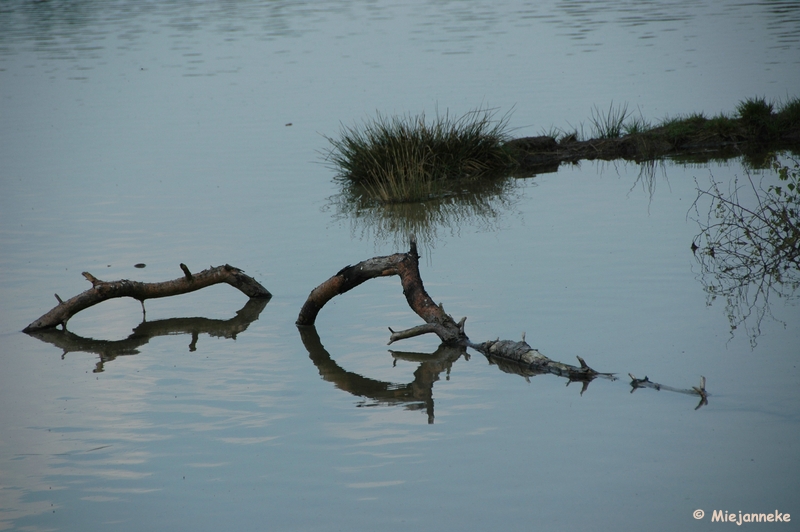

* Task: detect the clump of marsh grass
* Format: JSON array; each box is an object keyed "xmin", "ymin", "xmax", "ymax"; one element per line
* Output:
[
  {"xmin": 324, "ymin": 108, "xmax": 518, "ymax": 203},
  {"xmin": 736, "ymin": 96, "xmax": 773, "ymax": 123},
  {"xmin": 657, "ymin": 112, "xmax": 714, "ymax": 145},
  {"xmin": 776, "ymin": 96, "xmax": 800, "ymax": 128},
  {"xmin": 589, "ymin": 102, "xmax": 631, "ymax": 139},
  {"xmin": 736, "ymin": 96, "xmax": 775, "ymax": 140},
  {"xmin": 623, "ymin": 113, "xmax": 652, "ymax": 136},
  {"xmin": 730, "ymin": 95, "xmax": 800, "ymax": 142}
]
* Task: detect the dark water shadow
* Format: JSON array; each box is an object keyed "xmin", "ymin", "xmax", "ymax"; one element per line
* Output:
[
  {"xmin": 297, "ymin": 325, "xmax": 466, "ymax": 424},
  {"xmin": 24, "ymin": 298, "xmax": 269, "ymax": 373}
]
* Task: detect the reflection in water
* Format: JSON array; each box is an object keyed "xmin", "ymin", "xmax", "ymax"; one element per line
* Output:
[
  {"xmin": 25, "ymin": 298, "xmax": 269, "ymax": 373},
  {"xmin": 691, "ymin": 158, "xmax": 799, "ymax": 346},
  {"xmin": 325, "ymin": 176, "xmax": 528, "ymax": 250},
  {"xmin": 298, "ymin": 325, "xmax": 465, "ymax": 424}
]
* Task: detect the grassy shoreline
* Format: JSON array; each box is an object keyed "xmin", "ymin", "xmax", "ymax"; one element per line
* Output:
[
  {"xmin": 325, "ymin": 97, "xmax": 800, "ymax": 203},
  {"xmin": 513, "ymin": 96, "xmax": 800, "ymax": 171}
]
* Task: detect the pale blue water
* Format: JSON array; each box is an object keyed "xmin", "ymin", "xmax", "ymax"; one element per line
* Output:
[{"xmin": 1, "ymin": 1, "xmax": 799, "ymax": 531}]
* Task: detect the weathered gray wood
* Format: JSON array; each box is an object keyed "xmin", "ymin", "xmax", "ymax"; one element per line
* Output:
[
  {"xmin": 629, "ymin": 374, "xmax": 708, "ymax": 410},
  {"xmin": 470, "ymin": 336, "xmax": 610, "ymax": 382},
  {"xmin": 23, "ymin": 264, "xmax": 271, "ymax": 332}
]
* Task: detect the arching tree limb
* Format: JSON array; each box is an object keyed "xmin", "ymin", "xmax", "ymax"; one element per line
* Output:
[
  {"xmin": 296, "ymin": 236, "xmax": 466, "ymax": 345},
  {"xmin": 297, "ymin": 237, "xmax": 708, "ymax": 407},
  {"xmin": 23, "ymin": 264, "xmax": 271, "ymax": 332}
]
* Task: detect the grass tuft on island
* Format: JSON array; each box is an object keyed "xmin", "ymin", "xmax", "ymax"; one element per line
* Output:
[
  {"xmin": 324, "ymin": 97, "xmax": 800, "ymax": 203},
  {"xmin": 324, "ymin": 108, "xmax": 518, "ymax": 203}
]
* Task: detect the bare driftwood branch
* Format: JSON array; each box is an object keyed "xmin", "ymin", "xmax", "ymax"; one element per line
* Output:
[
  {"xmin": 297, "ymin": 237, "xmax": 708, "ymax": 408},
  {"xmin": 23, "ymin": 264, "xmax": 271, "ymax": 332},
  {"xmin": 297, "ymin": 236, "xmax": 466, "ymax": 345},
  {"xmin": 629, "ymin": 374, "xmax": 708, "ymax": 410},
  {"xmin": 297, "ymin": 237, "xmax": 605, "ymax": 377},
  {"xmin": 471, "ymin": 336, "xmax": 613, "ymax": 384}
]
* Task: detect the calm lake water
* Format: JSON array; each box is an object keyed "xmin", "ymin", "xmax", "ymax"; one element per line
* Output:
[{"xmin": 1, "ymin": 1, "xmax": 799, "ymax": 531}]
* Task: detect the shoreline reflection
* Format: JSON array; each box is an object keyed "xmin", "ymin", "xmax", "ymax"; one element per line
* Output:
[{"xmin": 326, "ymin": 174, "xmax": 532, "ymax": 250}]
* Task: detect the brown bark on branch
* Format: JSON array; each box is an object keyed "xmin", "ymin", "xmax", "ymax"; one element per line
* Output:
[
  {"xmin": 23, "ymin": 264, "xmax": 271, "ymax": 332},
  {"xmin": 296, "ymin": 236, "xmax": 466, "ymax": 345}
]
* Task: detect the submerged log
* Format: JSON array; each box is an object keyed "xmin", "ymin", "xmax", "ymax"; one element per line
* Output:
[
  {"xmin": 509, "ymin": 135, "xmax": 662, "ymax": 171},
  {"xmin": 472, "ymin": 336, "xmax": 612, "ymax": 382},
  {"xmin": 629, "ymin": 374, "xmax": 709, "ymax": 410},
  {"xmin": 23, "ymin": 264, "xmax": 271, "ymax": 332}
]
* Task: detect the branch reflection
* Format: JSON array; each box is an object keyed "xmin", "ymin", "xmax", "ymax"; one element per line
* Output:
[
  {"xmin": 691, "ymin": 157, "xmax": 799, "ymax": 346},
  {"xmin": 24, "ymin": 298, "xmax": 269, "ymax": 373},
  {"xmin": 299, "ymin": 325, "xmax": 707, "ymax": 415},
  {"xmin": 297, "ymin": 325, "xmax": 466, "ymax": 424}
]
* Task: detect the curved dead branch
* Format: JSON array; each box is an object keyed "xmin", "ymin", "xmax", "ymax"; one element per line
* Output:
[
  {"xmin": 23, "ymin": 264, "xmax": 271, "ymax": 332},
  {"xmin": 297, "ymin": 237, "xmax": 709, "ymax": 408},
  {"xmin": 296, "ymin": 236, "xmax": 466, "ymax": 345}
]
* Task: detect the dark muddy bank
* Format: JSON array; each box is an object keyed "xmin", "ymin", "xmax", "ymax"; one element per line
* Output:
[{"xmin": 508, "ymin": 110, "xmax": 800, "ymax": 173}]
